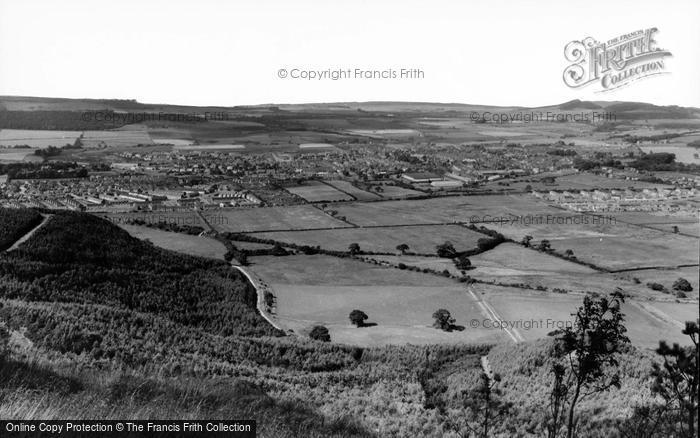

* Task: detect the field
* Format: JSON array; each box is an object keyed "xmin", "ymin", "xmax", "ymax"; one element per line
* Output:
[
  {"xmin": 640, "ymin": 145, "xmax": 700, "ymax": 164},
  {"xmin": 0, "ymin": 129, "xmax": 81, "ymax": 147},
  {"xmin": 205, "ymin": 205, "xmax": 351, "ymax": 232},
  {"xmin": 644, "ymin": 221, "xmax": 700, "ymax": 236},
  {"xmin": 365, "ymin": 254, "xmax": 464, "ymax": 275},
  {"xmin": 0, "ymin": 149, "xmax": 41, "ymax": 162},
  {"xmin": 285, "ymin": 181, "xmax": 353, "ymax": 202},
  {"xmin": 323, "ymin": 180, "xmax": 382, "ymax": 201},
  {"xmin": 173, "ymin": 144, "xmax": 245, "ymax": 151},
  {"xmin": 250, "ymin": 224, "xmax": 486, "ymax": 254},
  {"xmin": 615, "ymin": 266, "xmax": 700, "ymax": 298},
  {"xmin": 81, "ymin": 130, "xmax": 153, "ymax": 147},
  {"xmin": 549, "ymin": 233, "xmax": 698, "ymax": 270},
  {"xmin": 374, "ymin": 184, "xmax": 425, "ymax": 199},
  {"xmin": 248, "ymin": 254, "xmax": 504, "ymax": 346},
  {"xmin": 481, "ymin": 285, "xmax": 696, "ymax": 347},
  {"xmin": 370, "ymin": 245, "xmax": 668, "ymax": 298},
  {"xmin": 119, "ymin": 224, "xmax": 227, "ymax": 259},
  {"xmin": 330, "ymin": 194, "xmax": 561, "ymax": 226},
  {"xmin": 99, "ymin": 211, "xmax": 206, "ymax": 228},
  {"xmin": 550, "ymin": 173, "xmax": 672, "ymax": 190}
]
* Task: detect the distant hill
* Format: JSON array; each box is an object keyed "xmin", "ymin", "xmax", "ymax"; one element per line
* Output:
[
  {"xmin": 558, "ymin": 99, "xmax": 603, "ymax": 110},
  {"xmin": 1, "ymin": 95, "xmax": 697, "ymax": 115}
]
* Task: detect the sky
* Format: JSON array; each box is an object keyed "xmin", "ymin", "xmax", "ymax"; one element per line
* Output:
[{"xmin": 1, "ymin": 0, "xmax": 699, "ymax": 107}]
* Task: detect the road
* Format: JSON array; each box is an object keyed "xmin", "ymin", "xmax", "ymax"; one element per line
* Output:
[{"xmin": 230, "ymin": 264, "xmax": 286, "ymax": 332}]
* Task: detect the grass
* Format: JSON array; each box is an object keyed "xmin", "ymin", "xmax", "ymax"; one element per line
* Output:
[
  {"xmin": 118, "ymin": 224, "xmax": 227, "ymax": 259},
  {"xmin": 323, "ymin": 181, "xmax": 382, "ymax": 201},
  {"xmin": 247, "ymin": 254, "xmax": 504, "ymax": 346},
  {"xmin": 0, "ymin": 129, "xmax": 81, "ymax": 148},
  {"xmin": 250, "ymin": 224, "xmax": 486, "ymax": 254},
  {"xmin": 0, "ymin": 356, "xmax": 371, "ymax": 438},
  {"xmin": 549, "ymin": 233, "xmax": 698, "ymax": 270},
  {"xmin": 330, "ymin": 194, "xmax": 562, "ymax": 226},
  {"xmin": 101, "ymin": 211, "xmax": 206, "ymax": 228},
  {"xmin": 285, "ymin": 181, "xmax": 352, "ymax": 202},
  {"xmin": 205, "ymin": 205, "xmax": 351, "ymax": 233},
  {"xmin": 480, "ymin": 285, "xmax": 697, "ymax": 347}
]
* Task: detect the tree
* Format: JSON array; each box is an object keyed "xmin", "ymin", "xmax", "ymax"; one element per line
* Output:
[
  {"xmin": 263, "ymin": 291, "xmax": 274, "ymax": 309},
  {"xmin": 349, "ymin": 310, "xmax": 369, "ymax": 327},
  {"xmin": 650, "ymin": 320, "xmax": 698, "ymax": 438},
  {"xmin": 348, "ymin": 243, "xmax": 361, "ymax": 255},
  {"xmin": 564, "ymin": 249, "xmax": 574, "ymax": 258},
  {"xmin": 454, "ymin": 255, "xmax": 472, "ymax": 270},
  {"xmin": 461, "ymin": 372, "xmax": 513, "ymax": 438},
  {"xmin": 309, "ymin": 325, "xmax": 331, "ymax": 342},
  {"xmin": 522, "ymin": 235, "xmax": 533, "ymax": 247},
  {"xmin": 270, "ymin": 242, "xmax": 289, "ymax": 256},
  {"xmin": 673, "ymin": 278, "xmax": 693, "ymax": 292},
  {"xmin": 436, "ymin": 241, "xmax": 458, "ymax": 258},
  {"xmin": 547, "ymin": 291, "xmax": 630, "ymax": 438},
  {"xmin": 672, "ymin": 225, "xmax": 680, "ymax": 234},
  {"xmin": 432, "ymin": 309, "xmax": 455, "ymax": 331},
  {"xmin": 396, "ymin": 243, "xmax": 410, "ymax": 255},
  {"xmin": 538, "ymin": 239, "xmax": 552, "ymax": 252}
]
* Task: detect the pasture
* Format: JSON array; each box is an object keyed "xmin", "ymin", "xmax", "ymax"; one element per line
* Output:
[
  {"xmin": 549, "ymin": 232, "xmax": 698, "ymax": 270},
  {"xmin": 99, "ymin": 211, "xmax": 205, "ymax": 228},
  {"xmin": 119, "ymin": 224, "xmax": 227, "ymax": 260},
  {"xmin": 480, "ymin": 285, "xmax": 696, "ymax": 347},
  {"xmin": 330, "ymin": 194, "xmax": 561, "ymax": 226},
  {"xmin": 0, "ymin": 149, "xmax": 40, "ymax": 162},
  {"xmin": 81, "ymin": 130, "xmax": 153, "ymax": 147},
  {"xmin": 173, "ymin": 144, "xmax": 245, "ymax": 151},
  {"xmin": 551, "ymin": 173, "xmax": 671, "ymax": 190},
  {"xmin": 250, "ymin": 224, "xmax": 486, "ymax": 254},
  {"xmin": 285, "ymin": 181, "xmax": 353, "ymax": 202},
  {"xmin": 0, "ymin": 129, "xmax": 81, "ymax": 148},
  {"xmin": 616, "ymin": 266, "xmax": 699, "ymax": 298},
  {"xmin": 375, "ymin": 184, "xmax": 425, "ymax": 199},
  {"xmin": 640, "ymin": 145, "xmax": 700, "ymax": 164},
  {"xmin": 204, "ymin": 205, "xmax": 351, "ymax": 233},
  {"xmin": 248, "ymin": 254, "xmax": 504, "ymax": 346},
  {"xmin": 323, "ymin": 180, "xmax": 382, "ymax": 201}
]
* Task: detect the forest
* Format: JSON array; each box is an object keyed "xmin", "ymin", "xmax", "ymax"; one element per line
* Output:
[{"xmin": 0, "ymin": 207, "xmax": 43, "ymax": 251}]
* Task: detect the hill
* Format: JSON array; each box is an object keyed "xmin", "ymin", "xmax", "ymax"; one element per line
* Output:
[{"xmin": 0, "ymin": 210, "xmax": 694, "ymax": 437}]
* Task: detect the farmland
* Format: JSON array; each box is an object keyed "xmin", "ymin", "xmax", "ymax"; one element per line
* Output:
[
  {"xmin": 81, "ymin": 129, "xmax": 153, "ymax": 148},
  {"xmin": 100, "ymin": 211, "xmax": 206, "ymax": 228},
  {"xmin": 549, "ymin": 233, "xmax": 698, "ymax": 270},
  {"xmin": 248, "ymin": 254, "xmax": 504, "ymax": 346},
  {"xmin": 323, "ymin": 180, "xmax": 382, "ymax": 201},
  {"xmin": 285, "ymin": 181, "xmax": 353, "ymax": 202},
  {"xmin": 250, "ymin": 224, "xmax": 486, "ymax": 254},
  {"xmin": 205, "ymin": 205, "xmax": 352, "ymax": 232},
  {"xmin": 329, "ymin": 194, "xmax": 561, "ymax": 226},
  {"xmin": 119, "ymin": 224, "xmax": 227, "ymax": 260},
  {"xmin": 0, "ymin": 129, "xmax": 81, "ymax": 147},
  {"xmin": 480, "ymin": 285, "xmax": 694, "ymax": 347}
]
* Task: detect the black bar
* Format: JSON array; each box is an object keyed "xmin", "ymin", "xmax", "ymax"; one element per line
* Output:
[{"xmin": 0, "ymin": 420, "xmax": 256, "ymax": 438}]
